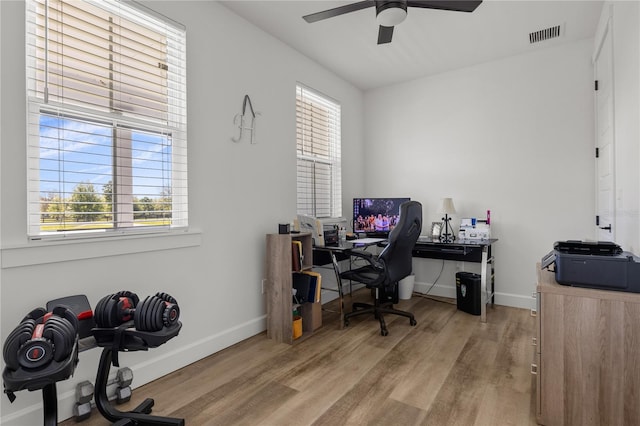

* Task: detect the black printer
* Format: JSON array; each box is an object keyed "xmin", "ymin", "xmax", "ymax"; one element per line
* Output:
[{"xmin": 541, "ymin": 240, "xmax": 640, "ymax": 293}]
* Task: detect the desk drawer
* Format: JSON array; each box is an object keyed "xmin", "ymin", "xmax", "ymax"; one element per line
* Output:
[{"xmin": 412, "ymin": 245, "xmax": 483, "ymax": 262}]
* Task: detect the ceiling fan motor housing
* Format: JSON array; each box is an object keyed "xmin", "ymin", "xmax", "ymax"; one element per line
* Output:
[
  {"xmin": 376, "ymin": 1, "xmax": 408, "ymax": 27},
  {"xmin": 302, "ymin": 0, "xmax": 482, "ymax": 44}
]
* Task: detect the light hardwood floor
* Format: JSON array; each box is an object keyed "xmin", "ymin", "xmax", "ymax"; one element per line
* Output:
[{"xmin": 61, "ymin": 291, "xmax": 537, "ymax": 425}]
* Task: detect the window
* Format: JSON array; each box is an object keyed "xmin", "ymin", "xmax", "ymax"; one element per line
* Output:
[
  {"xmin": 296, "ymin": 84, "xmax": 342, "ymax": 218},
  {"xmin": 26, "ymin": 0, "xmax": 187, "ymax": 238}
]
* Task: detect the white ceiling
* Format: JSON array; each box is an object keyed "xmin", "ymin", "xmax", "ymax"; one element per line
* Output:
[{"xmin": 220, "ymin": 0, "xmax": 604, "ymax": 91}]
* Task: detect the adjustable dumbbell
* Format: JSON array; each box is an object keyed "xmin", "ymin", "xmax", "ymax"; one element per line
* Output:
[
  {"xmin": 134, "ymin": 292, "xmax": 180, "ymax": 331},
  {"xmin": 95, "ymin": 291, "xmax": 179, "ymax": 332},
  {"xmin": 94, "ymin": 291, "xmax": 139, "ymax": 329},
  {"xmin": 3, "ymin": 305, "xmax": 79, "ymax": 372}
]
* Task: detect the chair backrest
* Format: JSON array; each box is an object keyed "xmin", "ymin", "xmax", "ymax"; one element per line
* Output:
[{"xmin": 378, "ymin": 201, "xmax": 423, "ymax": 284}]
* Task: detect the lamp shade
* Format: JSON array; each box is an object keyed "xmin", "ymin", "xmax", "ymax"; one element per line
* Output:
[{"xmin": 441, "ymin": 198, "xmax": 456, "ymax": 215}]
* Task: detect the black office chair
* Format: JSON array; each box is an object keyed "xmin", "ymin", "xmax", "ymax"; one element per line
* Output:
[{"xmin": 341, "ymin": 201, "xmax": 422, "ymax": 336}]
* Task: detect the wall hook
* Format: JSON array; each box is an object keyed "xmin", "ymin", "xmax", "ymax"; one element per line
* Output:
[{"xmin": 232, "ymin": 95, "xmax": 260, "ymax": 144}]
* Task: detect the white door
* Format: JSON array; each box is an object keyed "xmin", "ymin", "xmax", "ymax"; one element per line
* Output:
[{"xmin": 594, "ymin": 11, "xmax": 615, "ymax": 242}]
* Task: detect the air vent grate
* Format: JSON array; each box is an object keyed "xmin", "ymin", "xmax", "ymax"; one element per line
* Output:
[{"xmin": 529, "ymin": 25, "xmax": 562, "ymax": 44}]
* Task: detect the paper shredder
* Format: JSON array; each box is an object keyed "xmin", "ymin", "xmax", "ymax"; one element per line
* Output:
[{"xmin": 456, "ymin": 271, "xmax": 481, "ymax": 315}]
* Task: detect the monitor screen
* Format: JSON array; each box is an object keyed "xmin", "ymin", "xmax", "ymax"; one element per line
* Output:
[{"xmin": 353, "ymin": 197, "xmax": 410, "ymax": 235}]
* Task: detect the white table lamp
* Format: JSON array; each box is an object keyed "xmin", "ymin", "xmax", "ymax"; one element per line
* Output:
[{"xmin": 440, "ymin": 198, "xmax": 456, "ymax": 243}]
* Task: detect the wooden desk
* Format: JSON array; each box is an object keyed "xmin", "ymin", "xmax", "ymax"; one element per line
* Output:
[
  {"xmin": 413, "ymin": 238, "xmax": 497, "ymax": 322},
  {"xmin": 535, "ymin": 266, "xmax": 640, "ymax": 425}
]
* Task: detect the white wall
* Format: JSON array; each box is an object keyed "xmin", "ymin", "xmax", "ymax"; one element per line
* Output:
[
  {"xmin": 363, "ymin": 39, "xmax": 596, "ymax": 307},
  {"xmin": 0, "ymin": 1, "xmax": 364, "ymax": 424},
  {"xmin": 606, "ymin": 1, "xmax": 640, "ymax": 253}
]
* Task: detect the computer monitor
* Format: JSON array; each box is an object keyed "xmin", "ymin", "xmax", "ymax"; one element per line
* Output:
[{"xmin": 352, "ymin": 197, "xmax": 410, "ymax": 236}]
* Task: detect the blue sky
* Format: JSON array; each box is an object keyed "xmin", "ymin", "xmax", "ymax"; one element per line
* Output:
[{"xmin": 39, "ymin": 114, "xmax": 172, "ymax": 199}]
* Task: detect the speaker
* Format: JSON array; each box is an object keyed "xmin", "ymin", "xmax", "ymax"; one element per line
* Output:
[{"xmin": 278, "ymin": 223, "xmax": 290, "ymax": 234}]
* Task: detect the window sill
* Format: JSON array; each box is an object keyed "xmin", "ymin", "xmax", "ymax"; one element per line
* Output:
[{"xmin": 1, "ymin": 230, "xmax": 202, "ymax": 269}]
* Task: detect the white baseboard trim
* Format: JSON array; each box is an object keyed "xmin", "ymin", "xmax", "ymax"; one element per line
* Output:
[
  {"xmin": 414, "ymin": 281, "xmax": 534, "ymax": 310},
  {"xmin": 414, "ymin": 281, "xmax": 456, "ymax": 299},
  {"xmin": 1, "ymin": 316, "xmax": 267, "ymax": 426}
]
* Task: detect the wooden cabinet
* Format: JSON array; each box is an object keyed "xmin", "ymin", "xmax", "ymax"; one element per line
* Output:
[
  {"xmin": 535, "ymin": 266, "xmax": 640, "ymax": 425},
  {"xmin": 265, "ymin": 232, "xmax": 313, "ymax": 344}
]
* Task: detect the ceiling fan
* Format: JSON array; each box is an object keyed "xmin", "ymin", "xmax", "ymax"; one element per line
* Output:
[{"xmin": 303, "ymin": 0, "xmax": 482, "ymax": 45}]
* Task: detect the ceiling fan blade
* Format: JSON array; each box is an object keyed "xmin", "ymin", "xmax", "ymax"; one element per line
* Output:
[
  {"xmin": 377, "ymin": 25, "xmax": 394, "ymax": 44},
  {"xmin": 303, "ymin": 1, "xmax": 374, "ymax": 23},
  {"xmin": 406, "ymin": 0, "xmax": 482, "ymax": 13}
]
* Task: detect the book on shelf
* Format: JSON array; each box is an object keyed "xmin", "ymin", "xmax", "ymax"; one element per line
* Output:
[
  {"xmin": 291, "ymin": 240, "xmax": 303, "ymax": 271},
  {"xmin": 302, "ymin": 270, "xmax": 322, "ymax": 303},
  {"xmin": 292, "ymin": 272, "xmax": 312, "ymax": 304}
]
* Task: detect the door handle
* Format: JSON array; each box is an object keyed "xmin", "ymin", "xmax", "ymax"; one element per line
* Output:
[{"xmin": 600, "ymin": 224, "xmax": 612, "ymax": 232}]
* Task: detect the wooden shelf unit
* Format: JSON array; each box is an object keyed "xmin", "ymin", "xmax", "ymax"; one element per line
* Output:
[
  {"xmin": 534, "ymin": 266, "xmax": 640, "ymax": 425},
  {"xmin": 265, "ymin": 232, "xmax": 313, "ymax": 344}
]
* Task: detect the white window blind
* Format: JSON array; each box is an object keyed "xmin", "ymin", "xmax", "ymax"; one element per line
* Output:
[
  {"xmin": 296, "ymin": 84, "xmax": 341, "ymax": 218},
  {"xmin": 26, "ymin": 0, "xmax": 187, "ymax": 238}
]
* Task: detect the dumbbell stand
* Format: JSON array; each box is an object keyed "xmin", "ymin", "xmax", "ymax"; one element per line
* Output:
[
  {"xmin": 5, "ymin": 382, "xmax": 61, "ymax": 426},
  {"xmin": 92, "ymin": 324, "xmax": 183, "ymax": 425},
  {"xmin": 41, "ymin": 383, "xmax": 58, "ymax": 426},
  {"xmin": 1, "ymin": 383, "xmax": 59, "ymax": 426},
  {"xmin": 2, "ymin": 339, "xmax": 78, "ymax": 426}
]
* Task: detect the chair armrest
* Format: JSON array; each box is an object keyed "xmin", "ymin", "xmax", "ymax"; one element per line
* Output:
[
  {"xmin": 348, "ymin": 249, "xmax": 375, "ymax": 261},
  {"xmin": 348, "ymin": 249, "xmax": 384, "ymax": 271}
]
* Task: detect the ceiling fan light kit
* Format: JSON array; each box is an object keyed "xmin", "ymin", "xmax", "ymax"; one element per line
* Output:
[
  {"xmin": 376, "ymin": 1, "xmax": 407, "ymax": 27},
  {"xmin": 302, "ymin": 0, "xmax": 483, "ymax": 45}
]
